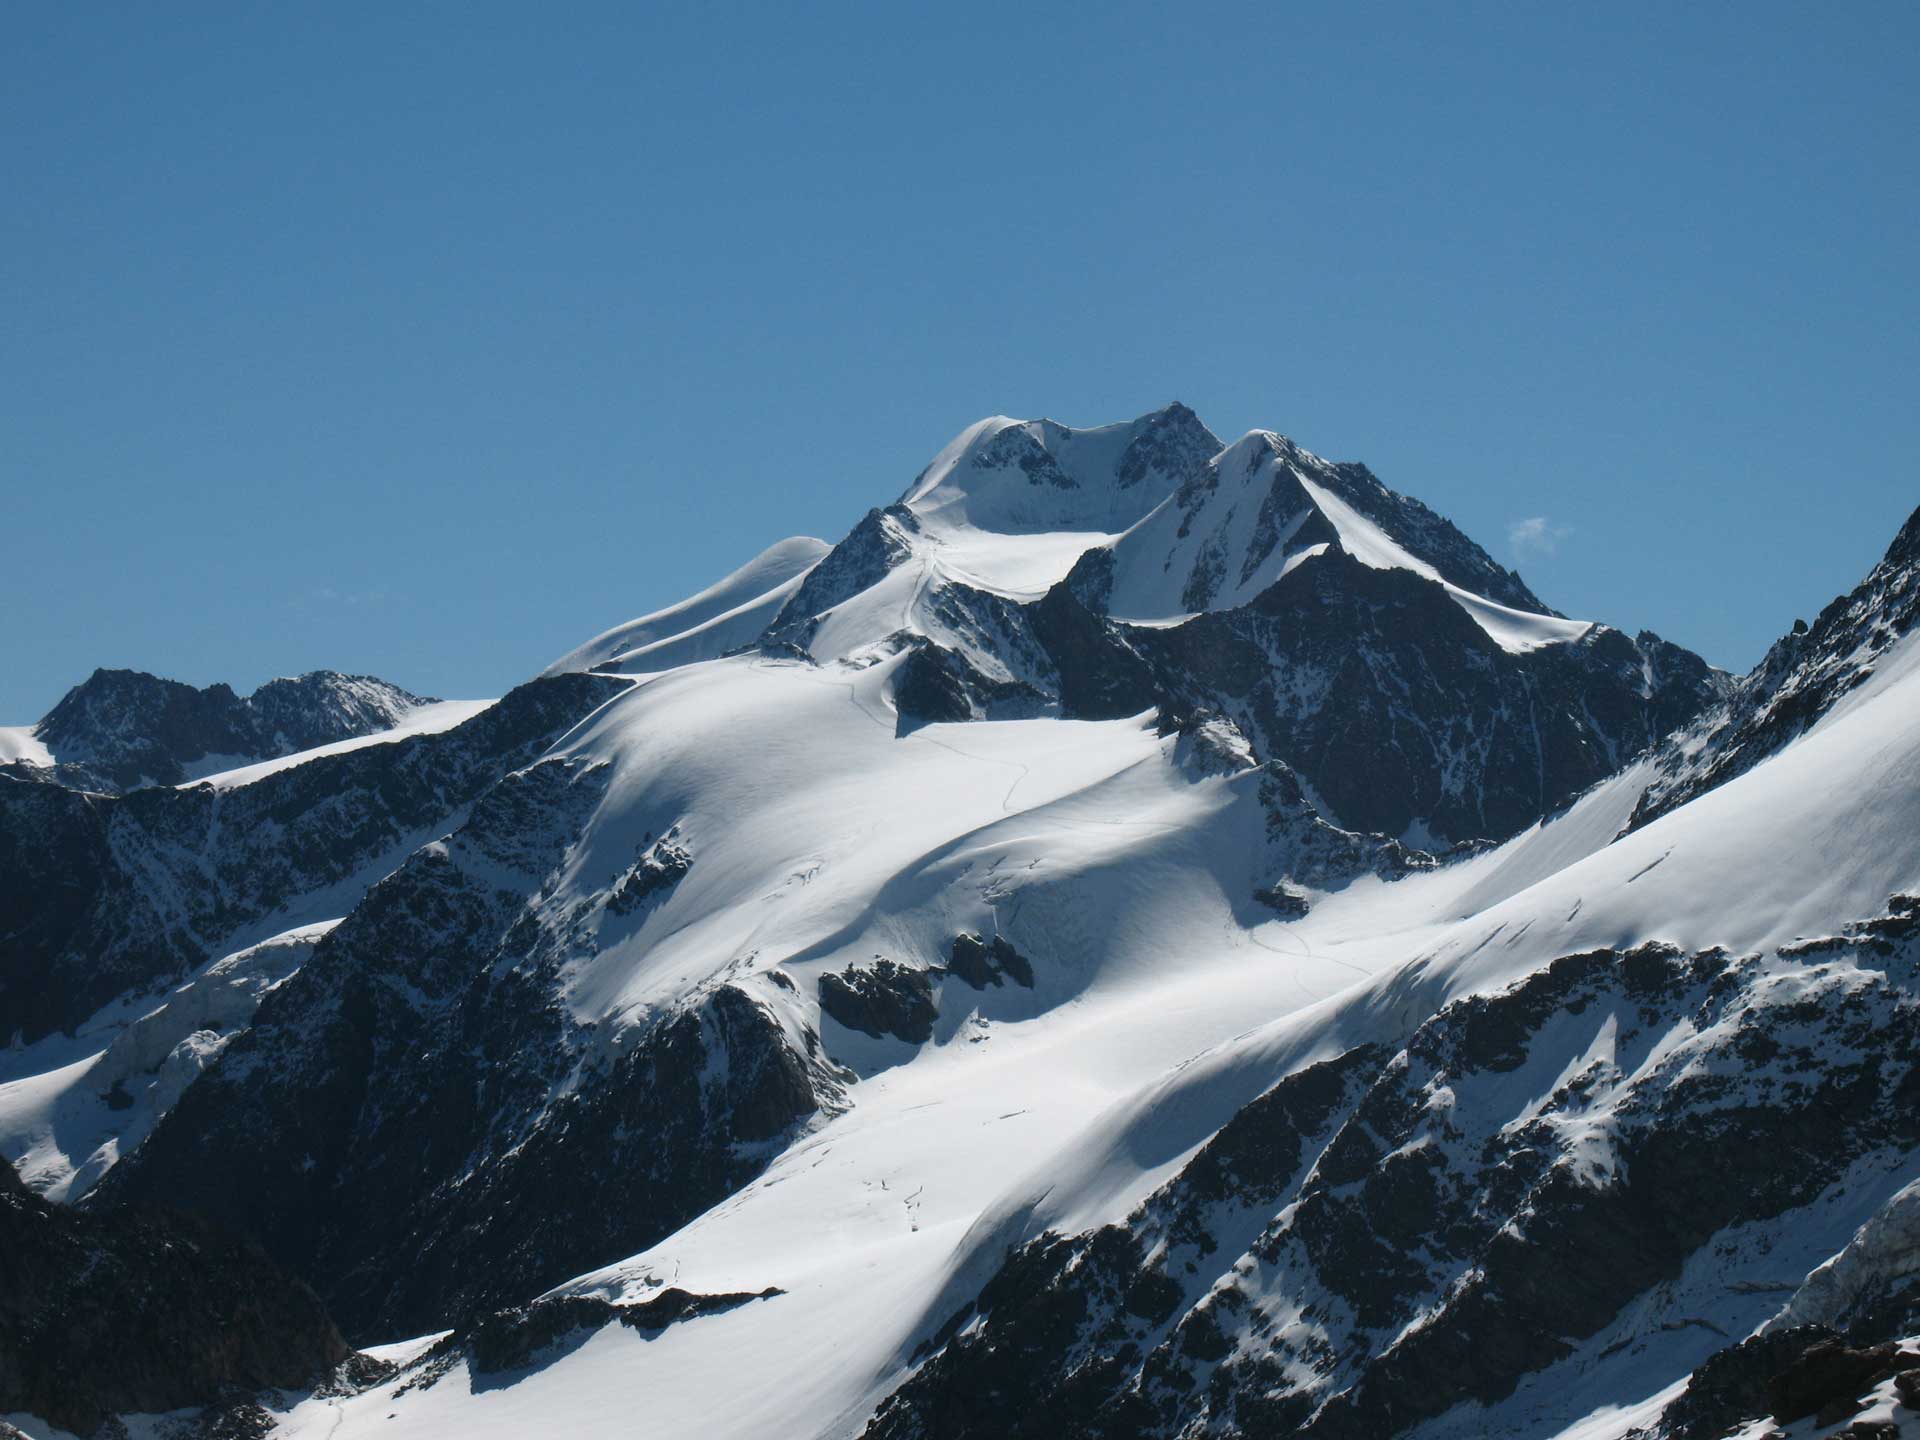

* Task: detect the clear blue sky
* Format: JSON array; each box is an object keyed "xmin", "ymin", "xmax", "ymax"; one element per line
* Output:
[{"xmin": 5, "ymin": 3, "xmax": 1916, "ymax": 718}]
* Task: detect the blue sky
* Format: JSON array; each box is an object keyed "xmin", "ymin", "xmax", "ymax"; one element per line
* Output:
[{"xmin": 4, "ymin": 3, "xmax": 1916, "ymax": 718}]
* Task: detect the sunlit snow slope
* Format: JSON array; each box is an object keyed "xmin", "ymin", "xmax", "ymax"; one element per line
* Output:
[
  {"xmin": 246, "ymin": 420, "xmax": 1915, "ymax": 1440},
  {"xmin": 249, "ymin": 620, "xmax": 1920, "ymax": 1440},
  {"xmin": 545, "ymin": 535, "xmax": 830, "ymax": 676},
  {"xmin": 6, "ymin": 408, "xmax": 1913, "ymax": 1440}
]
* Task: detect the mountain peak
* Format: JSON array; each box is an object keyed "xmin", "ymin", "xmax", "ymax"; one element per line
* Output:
[
  {"xmin": 26, "ymin": 667, "xmax": 431, "ymax": 791},
  {"xmin": 1884, "ymin": 501, "xmax": 1920, "ymax": 570},
  {"xmin": 1083, "ymin": 422, "xmax": 1562, "ymax": 647},
  {"xmin": 899, "ymin": 404, "xmax": 1221, "ymax": 536}
]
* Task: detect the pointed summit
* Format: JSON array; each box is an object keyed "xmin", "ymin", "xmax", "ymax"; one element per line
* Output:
[{"xmin": 1072, "ymin": 425, "xmax": 1578, "ymax": 652}]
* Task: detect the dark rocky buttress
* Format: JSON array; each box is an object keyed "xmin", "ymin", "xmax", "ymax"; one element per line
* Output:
[
  {"xmin": 865, "ymin": 903, "xmax": 1920, "ymax": 1439},
  {"xmin": 0, "ymin": 1154, "xmax": 351, "ymax": 1437},
  {"xmin": 29, "ymin": 667, "xmax": 433, "ymax": 791},
  {"xmin": 1028, "ymin": 543, "xmax": 1725, "ymax": 843},
  {"xmin": 1631, "ymin": 502, "xmax": 1920, "ymax": 830},
  {"xmin": 0, "ymin": 672, "xmax": 626, "ymax": 1046},
  {"xmin": 94, "ymin": 749, "xmax": 844, "ymax": 1341}
]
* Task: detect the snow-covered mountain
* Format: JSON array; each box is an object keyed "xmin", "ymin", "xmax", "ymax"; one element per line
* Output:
[
  {"xmin": 3, "ymin": 405, "xmax": 1916, "ymax": 1440},
  {"xmin": 2, "ymin": 668, "xmax": 471, "ymax": 793}
]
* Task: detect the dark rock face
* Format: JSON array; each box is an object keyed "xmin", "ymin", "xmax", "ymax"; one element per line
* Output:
[
  {"xmin": 1766, "ymin": 1339, "xmax": 1912, "ymax": 1423},
  {"xmin": 1137, "ymin": 548, "xmax": 1723, "ymax": 842},
  {"xmin": 947, "ymin": 933, "xmax": 1034, "ymax": 989},
  {"xmin": 1030, "ymin": 544, "xmax": 1725, "ymax": 844},
  {"xmin": 1633, "ymin": 502, "xmax": 1920, "ymax": 830},
  {"xmin": 1251, "ymin": 883, "xmax": 1310, "ymax": 915},
  {"xmin": 1658, "ymin": 1320, "xmax": 1920, "ymax": 1437},
  {"xmin": 32, "ymin": 670, "xmax": 259, "ymax": 790},
  {"xmin": 94, "ymin": 742, "xmax": 839, "ymax": 1340},
  {"xmin": 972, "ymin": 422, "xmax": 1078, "ymax": 490},
  {"xmin": 0, "ymin": 672, "xmax": 625, "ymax": 1045},
  {"xmin": 31, "ymin": 667, "xmax": 430, "ymax": 791},
  {"xmin": 1025, "ymin": 579, "xmax": 1163, "ymax": 722},
  {"xmin": 607, "ymin": 831, "xmax": 691, "ymax": 915},
  {"xmin": 820, "ymin": 959, "xmax": 940, "ymax": 1043},
  {"xmin": 1254, "ymin": 758, "xmax": 1446, "ymax": 887},
  {"xmin": 0, "ymin": 778, "xmax": 117, "ymax": 1042},
  {"xmin": 443, "ymin": 1286, "xmax": 783, "ymax": 1378},
  {"xmin": 0, "ymin": 757, "xmax": 118, "ymax": 791},
  {"xmin": 890, "ymin": 636, "xmax": 1048, "ymax": 730},
  {"xmin": 1660, "ymin": 1325, "xmax": 1841, "ymax": 1438},
  {"xmin": 768, "ymin": 504, "xmax": 921, "ymax": 643},
  {"xmin": 865, "ymin": 911, "xmax": 1920, "ymax": 1439},
  {"xmin": 0, "ymin": 1155, "xmax": 349, "ymax": 1436},
  {"xmin": 1166, "ymin": 431, "xmax": 1547, "ymax": 615},
  {"xmin": 1109, "ymin": 402, "xmax": 1224, "ymax": 494},
  {"xmin": 891, "ymin": 642, "xmax": 983, "ymax": 725}
]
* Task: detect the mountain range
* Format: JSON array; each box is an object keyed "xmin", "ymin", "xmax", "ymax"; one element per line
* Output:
[{"xmin": 3, "ymin": 405, "xmax": 1916, "ymax": 1440}]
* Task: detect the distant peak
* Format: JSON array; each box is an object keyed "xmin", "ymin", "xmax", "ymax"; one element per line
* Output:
[{"xmin": 30, "ymin": 665, "xmax": 428, "ymax": 790}]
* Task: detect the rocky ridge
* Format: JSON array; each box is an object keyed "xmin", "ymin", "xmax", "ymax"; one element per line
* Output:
[
  {"xmin": 1632, "ymin": 504, "xmax": 1920, "ymax": 831},
  {"xmin": 0, "ymin": 672, "xmax": 621, "ymax": 1047},
  {"xmin": 21, "ymin": 668, "xmax": 432, "ymax": 792},
  {"xmin": 866, "ymin": 902, "xmax": 1920, "ymax": 1440}
]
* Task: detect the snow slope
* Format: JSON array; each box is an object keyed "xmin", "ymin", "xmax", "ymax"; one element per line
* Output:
[
  {"xmin": 236, "ymin": 560, "xmax": 1920, "ymax": 1439},
  {"xmin": 0, "ymin": 727, "xmax": 53, "ymax": 766},
  {"xmin": 5, "ymin": 411, "xmax": 1910, "ymax": 1440},
  {"xmin": 182, "ymin": 699, "xmax": 495, "ymax": 788},
  {"xmin": 900, "ymin": 409, "xmax": 1218, "ymax": 539},
  {"xmin": 1094, "ymin": 429, "xmax": 1590, "ymax": 653},
  {"xmin": 0, "ymin": 922, "xmax": 333, "ymax": 1201},
  {"xmin": 545, "ymin": 535, "xmax": 829, "ymax": 676}
]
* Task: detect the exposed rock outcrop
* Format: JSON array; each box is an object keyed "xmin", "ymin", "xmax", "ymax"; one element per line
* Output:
[
  {"xmin": 820, "ymin": 959, "xmax": 940, "ymax": 1043},
  {"xmin": 866, "ymin": 912, "xmax": 1920, "ymax": 1439},
  {"xmin": 95, "ymin": 748, "xmax": 838, "ymax": 1340},
  {"xmin": 1632, "ymin": 503, "xmax": 1920, "ymax": 830},
  {"xmin": 0, "ymin": 672, "xmax": 623, "ymax": 1045},
  {"xmin": 0, "ymin": 1155, "xmax": 350, "ymax": 1436}
]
